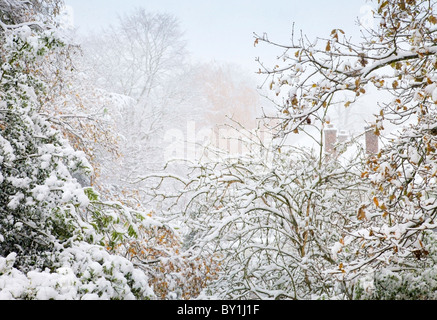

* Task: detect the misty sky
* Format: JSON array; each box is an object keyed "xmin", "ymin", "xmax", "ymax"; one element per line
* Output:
[{"xmin": 65, "ymin": 0, "xmax": 372, "ymax": 71}]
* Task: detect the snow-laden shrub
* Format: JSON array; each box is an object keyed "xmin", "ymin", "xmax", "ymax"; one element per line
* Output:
[
  {"xmin": 150, "ymin": 131, "xmax": 369, "ymax": 300},
  {"xmin": 0, "ymin": 22, "xmax": 154, "ymax": 299},
  {"xmin": 0, "ymin": 25, "xmax": 90, "ymax": 269},
  {"xmin": 0, "ymin": 242, "xmax": 153, "ymax": 300},
  {"xmin": 354, "ymin": 231, "xmax": 437, "ymax": 300}
]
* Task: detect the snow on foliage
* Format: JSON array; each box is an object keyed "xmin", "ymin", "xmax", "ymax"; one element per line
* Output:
[
  {"xmin": 250, "ymin": 0, "xmax": 437, "ymax": 299},
  {"xmin": 0, "ymin": 4, "xmax": 156, "ymax": 300},
  {"xmin": 0, "ymin": 242, "xmax": 153, "ymax": 300},
  {"xmin": 149, "ymin": 0, "xmax": 437, "ymax": 300},
  {"xmin": 146, "ymin": 127, "xmax": 369, "ymax": 299}
]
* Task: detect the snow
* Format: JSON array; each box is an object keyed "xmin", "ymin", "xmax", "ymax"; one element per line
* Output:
[
  {"xmin": 0, "ymin": 136, "xmax": 16, "ymax": 162},
  {"xmin": 73, "ymin": 189, "xmax": 90, "ymax": 208},
  {"xmin": 0, "ymin": 242, "xmax": 155, "ymax": 300},
  {"xmin": 17, "ymin": 25, "xmax": 32, "ymax": 40},
  {"xmin": 31, "ymin": 184, "xmax": 50, "ymax": 202},
  {"xmin": 6, "ymin": 176, "xmax": 31, "ymax": 189},
  {"xmin": 408, "ymin": 145, "xmax": 421, "ymax": 164},
  {"xmin": 7, "ymin": 192, "xmax": 24, "ymax": 209}
]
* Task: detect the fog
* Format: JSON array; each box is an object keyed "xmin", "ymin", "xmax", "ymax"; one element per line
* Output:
[{"xmin": 62, "ymin": 1, "xmax": 379, "ymax": 161}]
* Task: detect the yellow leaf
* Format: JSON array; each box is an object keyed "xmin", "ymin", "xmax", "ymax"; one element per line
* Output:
[
  {"xmin": 331, "ymin": 29, "xmax": 339, "ymax": 41},
  {"xmin": 373, "ymin": 197, "xmax": 380, "ymax": 207},
  {"xmin": 374, "ymin": 127, "xmax": 380, "ymax": 136},
  {"xmin": 357, "ymin": 206, "xmax": 366, "ymax": 220},
  {"xmin": 355, "ymin": 78, "xmax": 361, "ymax": 87},
  {"xmin": 326, "ymin": 41, "xmax": 331, "ymax": 52},
  {"xmin": 379, "ymin": 0, "xmax": 389, "ymax": 11}
]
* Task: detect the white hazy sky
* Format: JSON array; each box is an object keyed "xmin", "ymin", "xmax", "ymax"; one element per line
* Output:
[{"xmin": 65, "ymin": 0, "xmax": 373, "ymax": 72}]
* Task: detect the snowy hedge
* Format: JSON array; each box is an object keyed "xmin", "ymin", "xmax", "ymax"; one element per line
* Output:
[
  {"xmin": 0, "ymin": 18, "xmax": 154, "ymax": 300},
  {"xmin": 0, "ymin": 242, "xmax": 153, "ymax": 300}
]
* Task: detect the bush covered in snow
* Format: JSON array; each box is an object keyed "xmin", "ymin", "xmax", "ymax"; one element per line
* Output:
[
  {"xmin": 0, "ymin": 242, "xmax": 153, "ymax": 300},
  {"xmin": 354, "ymin": 231, "xmax": 437, "ymax": 300},
  {"xmin": 0, "ymin": 7, "xmax": 154, "ymax": 300}
]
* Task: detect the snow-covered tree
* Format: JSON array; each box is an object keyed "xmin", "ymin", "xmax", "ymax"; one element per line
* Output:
[
  {"xmin": 146, "ymin": 0, "xmax": 437, "ymax": 300},
  {"xmin": 254, "ymin": 0, "xmax": 437, "ymax": 298},
  {"xmin": 77, "ymin": 9, "xmax": 191, "ymax": 185},
  {"xmin": 145, "ymin": 120, "xmax": 369, "ymax": 299},
  {"xmin": 0, "ymin": 0, "xmax": 63, "ymax": 27},
  {"xmin": 0, "ymin": 0, "xmax": 162, "ymax": 300},
  {"xmin": 82, "ymin": 9, "xmax": 186, "ymax": 103}
]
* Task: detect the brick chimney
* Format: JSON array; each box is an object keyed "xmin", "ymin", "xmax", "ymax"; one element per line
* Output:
[
  {"xmin": 324, "ymin": 124, "xmax": 337, "ymax": 155},
  {"xmin": 365, "ymin": 126, "xmax": 379, "ymax": 155},
  {"xmin": 338, "ymin": 130, "xmax": 349, "ymax": 143}
]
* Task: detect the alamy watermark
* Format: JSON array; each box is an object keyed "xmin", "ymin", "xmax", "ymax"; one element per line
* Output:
[{"xmin": 163, "ymin": 121, "xmax": 275, "ymax": 164}]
